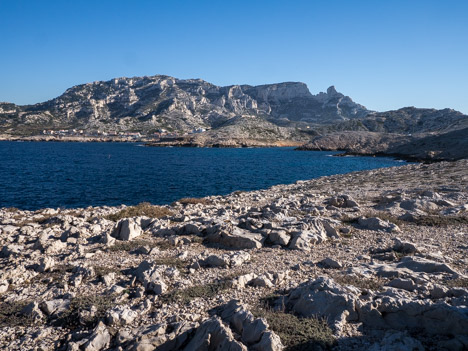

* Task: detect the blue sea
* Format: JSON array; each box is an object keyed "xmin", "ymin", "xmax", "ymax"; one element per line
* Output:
[{"xmin": 0, "ymin": 141, "xmax": 405, "ymax": 210}]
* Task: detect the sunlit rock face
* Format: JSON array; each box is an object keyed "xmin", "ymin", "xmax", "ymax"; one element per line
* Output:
[{"xmin": 0, "ymin": 75, "xmax": 368, "ymax": 135}]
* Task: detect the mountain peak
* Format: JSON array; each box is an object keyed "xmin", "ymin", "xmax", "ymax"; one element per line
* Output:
[{"xmin": 327, "ymin": 85, "xmax": 338, "ymax": 95}]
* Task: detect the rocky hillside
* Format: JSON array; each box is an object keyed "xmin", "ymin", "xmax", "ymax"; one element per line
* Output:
[
  {"xmin": 298, "ymin": 106, "xmax": 468, "ymax": 161},
  {"xmin": 0, "ymin": 76, "xmax": 368, "ymax": 136},
  {"xmin": 315, "ymin": 107, "xmax": 468, "ymax": 135},
  {"xmin": 1, "ymin": 160, "xmax": 467, "ymax": 350}
]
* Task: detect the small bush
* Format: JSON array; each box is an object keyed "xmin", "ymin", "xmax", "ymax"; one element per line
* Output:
[
  {"xmin": 105, "ymin": 202, "xmax": 173, "ymax": 221},
  {"xmin": 162, "ymin": 280, "xmax": 230, "ymax": 305},
  {"xmin": 108, "ymin": 238, "xmax": 171, "ymax": 252},
  {"xmin": 153, "ymin": 257, "xmax": 187, "ymax": 270},
  {"xmin": 174, "ymin": 197, "xmax": 211, "ymax": 206},
  {"xmin": 413, "ymin": 214, "xmax": 468, "ymax": 227},
  {"xmin": 60, "ymin": 294, "xmax": 117, "ymax": 328},
  {"xmin": 93, "ymin": 265, "xmax": 122, "ymax": 278},
  {"xmin": 252, "ymin": 308, "xmax": 335, "ymax": 351},
  {"xmin": 0, "ymin": 300, "xmax": 36, "ymax": 327},
  {"xmin": 333, "ymin": 274, "xmax": 384, "ymax": 291},
  {"xmin": 444, "ymin": 278, "xmax": 468, "ymax": 288}
]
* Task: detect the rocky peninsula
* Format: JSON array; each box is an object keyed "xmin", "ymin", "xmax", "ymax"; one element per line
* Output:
[{"xmin": 1, "ymin": 159, "xmax": 467, "ymax": 350}]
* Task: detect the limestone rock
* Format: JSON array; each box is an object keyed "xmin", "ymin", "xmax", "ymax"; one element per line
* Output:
[
  {"xmin": 82, "ymin": 321, "xmax": 111, "ymax": 351},
  {"xmin": 35, "ymin": 256, "xmax": 55, "ymax": 273},
  {"xmin": 320, "ymin": 257, "xmax": 343, "ymax": 269},
  {"xmin": 327, "ymin": 194, "xmax": 359, "ymax": 208},
  {"xmin": 396, "ymin": 256, "xmax": 459, "ymax": 275},
  {"xmin": 204, "ymin": 226, "xmax": 263, "ymax": 249},
  {"xmin": 183, "ymin": 317, "xmax": 247, "ymax": 351},
  {"xmin": 134, "ymin": 260, "xmax": 175, "ymax": 295},
  {"xmin": 111, "ymin": 218, "xmax": 143, "ymax": 241},
  {"xmin": 368, "ymin": 331, "xmax": 424, "ymax": 351},
  {"xmin": 268, "ymin": 230, "xmax": 290, "ymax": 246},
  {"xmin": 40, "ymin": 299, "xmax": 70, "ymax": 316},
  {"xmin": 358, "ymin": 217, "xmax": 400, "ymax": 232},
  {"xmin": 289, "ymin": 219, "xmax": 328, "ymax": 251},
  {"xmin": 285, "ymin": 277, "xmax": 359, "ymax": 329},
  {"xmin": 107, "ymin": 305, "xmax": 139, "ymax": 325}
]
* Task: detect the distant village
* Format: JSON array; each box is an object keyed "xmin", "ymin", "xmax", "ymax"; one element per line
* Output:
[{"xmin": 41, "ymin": 127, "xmax": 208, "ymax": 140}]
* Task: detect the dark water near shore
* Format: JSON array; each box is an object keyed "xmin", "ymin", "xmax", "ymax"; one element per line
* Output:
[{"xmin": 0, "ymin": 141, "xmax": 405, "ymax": 211}]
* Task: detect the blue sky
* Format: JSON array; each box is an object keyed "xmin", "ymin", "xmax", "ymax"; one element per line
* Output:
[{"xmin": 1, "ymin": 0, "xmax": 467, "ymax": 113}]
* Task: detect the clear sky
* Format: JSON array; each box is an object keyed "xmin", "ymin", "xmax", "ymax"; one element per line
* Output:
[{"xmin": 1, "ymin": 0, "xmax": 467, "ymax": 113}]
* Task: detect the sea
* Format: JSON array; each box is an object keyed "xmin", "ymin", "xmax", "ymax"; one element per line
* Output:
[{"xmin": 0, "ymin": 141, "xmax": 406, "ymax": 211}]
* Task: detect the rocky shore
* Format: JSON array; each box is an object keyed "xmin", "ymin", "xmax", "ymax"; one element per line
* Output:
[
  {"xmin": 146, "ymin": 137, "xmax": 303, "ymax": 148},
  {"xmin": 297, "ymin": 129, "xmax": 468, "ymax": 162},
  {"xmin": 0, "ymin": 135, "xmax": 148, "ymax": 143},
  {"xmin": 1, "ymin": 160, "xmax": 468, "ymax": 350}
]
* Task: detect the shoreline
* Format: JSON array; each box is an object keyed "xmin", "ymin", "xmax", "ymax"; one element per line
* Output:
[
  {"xmin": 2, "ymin": 135, "xmax": 465, "ymax": 163},
  {"xmin": 295, "ymin": 145, "xmax": 461, "ymax": 163}
]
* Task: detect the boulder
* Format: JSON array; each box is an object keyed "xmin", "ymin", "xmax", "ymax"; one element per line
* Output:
[
  {"xmin": 396, "ymin": 256, "xmax": 459, "ymax": 275},
  {"xmin": 320, "ymin": 257, "xmax": 343, "ymax": 269},
  {"xmin": 358, "ymin": 295, "xmax": 468, "ymax": 336},
  {"xmin": 40, "ymin": 299, "xmax": 70, "ymax": 316},
  {"xmin": 286, "ymin": 277, "xmax": 359, "ymax": 329},
  {"xmin": 386, "ymin": 278, "xmax": 417, "ymax": 292},
  {"xmin": 82, "ymin": 321, "xmax": 111, "ymax": 351},
  {"xmin": 268, "ymin": 230, "xmax": 290, "ymax": 246},
  {"xmin": 183, "ymin": 317, "xmax": 247, "ymax": 351},
  {"xmin": 107, "ymin": 305, "xmax": 139, "ymax": 325},
  {"xmin": 111, "ymin": 218, "xmax": 142, "ymax": 241},
  {"xmin": 134, "ymin": 261, "xmax": 175, "ymax": 295},
  {"xmin": 35, "ymin": 256, "xmax": 55, "ymax": 273},
  {"xmin": 0, "ymin": 281, "xmax": 8, "ymax": 294},
  {"xmin": 204, "ymin": 226, "xmax": 263, "ymax": 249},
  {"xmin": 218, "ymin": 300, "xmax": 284, "ymax": 349},
  {"xmin": 230, "ymin": 251, "xmax": 251, "ymax": 267},
  {"xmin": 327, "ymin": 194, "xmax": 359, "ymax": 208},
  {"xmin": 368, "ymin": 331, "xmax": 424, "ymax": 351},
  {"xmin": 392, "ymin": 238, "xmax": 419, "ymax": 254},
  {"xmin": 358, "ymin": 217, "xmax": 400, "ymax": 232},
  {"xmin": 289, "ymin": 219, "xmax": 328, "ymax": 251}
]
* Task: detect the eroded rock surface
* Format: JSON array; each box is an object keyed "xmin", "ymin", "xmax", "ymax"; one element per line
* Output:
[{"xmin": 0, "ymin": 159, "xmax": 467, "ymax": 350}]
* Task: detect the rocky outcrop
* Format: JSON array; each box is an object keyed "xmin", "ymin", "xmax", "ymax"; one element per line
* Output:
[{"xmin": 297, "ymin": 126, "xmax": 468, "ymax": 162}]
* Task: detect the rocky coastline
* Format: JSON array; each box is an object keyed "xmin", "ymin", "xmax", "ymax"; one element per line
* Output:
[
  {"xmin": 296, "ymin": 129, "xmax": 468, "ymax": 163},
  {"xmin": 1, "ymin": 159, "xmax": 467, "ymax": 350}
]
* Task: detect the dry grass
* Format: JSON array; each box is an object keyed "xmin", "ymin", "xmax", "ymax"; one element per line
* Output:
[
  {"xmin": 443, "ymin": 277, "xmax": 468, "ymax": 288},
  {"xmin": 173, "ymin": 197, "xmax": 211, "ymax": 206},
  {"xmin": 0, "ymin": 300, "xmax": 37, "ymax": 327},
  {"xmin": 59, "ymin": 294, "xmax": 118, "ymax": 329},
  {"xmin": 161, "ymin": 280, "xmax": 231, "ymax": 305},
  {"xmin": 413, "ymin": 214, "xmax": 468, "ymax": 227},
  {"xmin": 333, "ymin": 274, "xmax": 385, "ymax": 291},
  {"xmin": 105, "ymin": 202, "xmax": 173, "ymax": 221},
  {"xmin": 93, "ymin": 265, "xmax": 122, "ymax": 278},
  {"xmin": 108, "ymin": 238, "xmax": 173, "ymax": 252},
  {"xmin": 252, "ymin": 307, "xmax": 335, "ymax": 351}
]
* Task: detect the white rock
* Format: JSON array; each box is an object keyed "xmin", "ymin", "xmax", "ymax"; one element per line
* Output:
[{"xmin": 111, "ymin": 218, "xmax": 142, "ymax": 241}]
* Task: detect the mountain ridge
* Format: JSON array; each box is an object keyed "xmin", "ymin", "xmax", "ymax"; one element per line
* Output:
[{"xmin": 0, "ymin": 74, "xmax": 368, "ymax": 136}]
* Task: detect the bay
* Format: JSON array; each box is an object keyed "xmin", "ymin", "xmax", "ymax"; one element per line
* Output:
[{"xmin": 0, "ymin": 141, "xmax": 405, "ymax": 210}]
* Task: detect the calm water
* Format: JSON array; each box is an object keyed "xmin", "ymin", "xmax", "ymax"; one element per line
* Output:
[{"xmin": 0, "ymin": 141, "xmax": 405, "ymax": 210}]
